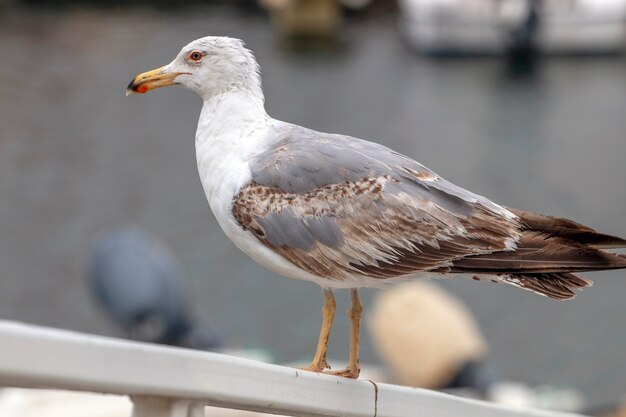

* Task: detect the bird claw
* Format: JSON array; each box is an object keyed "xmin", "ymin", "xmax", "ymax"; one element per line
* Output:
[
  {"xmin": 298, "ymin": 360, "xmax": 331, "ymax": 373},
  {"xmin": 324, "ymin": 367, "xmax": 360, "ymax": 379}
]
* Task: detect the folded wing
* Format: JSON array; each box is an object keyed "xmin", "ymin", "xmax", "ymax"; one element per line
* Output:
[{"xmin": 233, "ymin": 124, "xmax": 626, "ymax": 299}]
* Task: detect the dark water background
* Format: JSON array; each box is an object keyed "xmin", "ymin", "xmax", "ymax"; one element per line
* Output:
[{"xmin": 1, "ymin": 5, "xmax": 626, "ymax": 408}]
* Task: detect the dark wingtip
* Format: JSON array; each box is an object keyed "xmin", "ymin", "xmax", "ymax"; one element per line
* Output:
[{"xmin": 509, "ymin": 207, "xmax": 626, "ymax": 249}]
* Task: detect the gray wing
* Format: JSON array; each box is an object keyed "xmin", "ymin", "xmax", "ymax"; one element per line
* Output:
[{"xmin": 233, "ymin": 124, "xmax": 521, "ymax": 281}]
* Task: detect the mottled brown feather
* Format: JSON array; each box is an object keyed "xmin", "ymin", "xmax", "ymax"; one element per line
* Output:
[
  {"xmin": 232, "ymin": 175, "xmax": 521, "ymax": 281},
  {"xmin": 232, "ymin": 125, "xmax": 626, "ymax": 299},
  {"xmin": 232, "ymin": 178, "xmax": 626, "ymax": 299}
]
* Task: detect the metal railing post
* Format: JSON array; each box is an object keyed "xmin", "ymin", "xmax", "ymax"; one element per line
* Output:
[{"xmin": 131, "ymin": 396, "xmax": 205, "ymax": 417}]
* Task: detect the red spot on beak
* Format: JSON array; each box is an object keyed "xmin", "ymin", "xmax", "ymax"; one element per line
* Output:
[{"xmin": 136, "ymin": 85, "xmax": 149, "ymax": 94}]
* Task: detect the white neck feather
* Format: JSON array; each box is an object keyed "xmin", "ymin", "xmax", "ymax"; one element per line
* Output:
[
  {"xmin": 197, "ymin": 90, "xmax": 268, "ymax": 141},
  {"xmin": 194, "ymin": 89, "xmax": 274, "ymax": 205}
]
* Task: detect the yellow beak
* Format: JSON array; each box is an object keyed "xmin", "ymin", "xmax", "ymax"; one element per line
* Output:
[{"xmin": 126, "ymin": 66, "xmax": 188, "ymax": 96}]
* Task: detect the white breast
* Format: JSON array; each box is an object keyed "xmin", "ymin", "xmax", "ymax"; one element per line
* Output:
[{"xmin": 194, "ymin": 105, "xmax": 328, "ymax": 286}]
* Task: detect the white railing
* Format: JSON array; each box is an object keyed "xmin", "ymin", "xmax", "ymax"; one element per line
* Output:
[{"xmin": 0, "ymin": 320, "xmax": 584, "ymax": 417}]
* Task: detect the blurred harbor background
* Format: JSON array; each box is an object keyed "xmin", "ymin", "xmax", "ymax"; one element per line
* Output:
[{"xmin": 1, "ymin": 0, "xmax": 625, "ymax": 411}]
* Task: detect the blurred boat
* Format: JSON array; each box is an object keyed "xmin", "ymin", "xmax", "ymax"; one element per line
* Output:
[
  {"xmin": 259, "ymin": 0, "xmax": 374, "ymax": 41},
  {"xmin": 399, "ymin": 0, "xmax": 626, "ymax": 55},
  {"xmin": 260, "ymin": 0, "xmax": 343, "ymax": 40}
]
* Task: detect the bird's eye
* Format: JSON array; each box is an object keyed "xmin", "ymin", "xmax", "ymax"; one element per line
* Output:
[{"xmin": 188, "ymin": 50, "xmax": 203, "ymax": 62}]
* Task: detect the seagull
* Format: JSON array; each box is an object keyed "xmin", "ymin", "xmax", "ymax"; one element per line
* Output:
[{"xmin": 127, "ymin": 36, "xmax": 626, "ymax": 379}]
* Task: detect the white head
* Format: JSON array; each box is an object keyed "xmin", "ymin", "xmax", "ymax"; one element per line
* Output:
[{"xmin": 127, "ymin": 36, "xmax": 263, "ymax": 102}]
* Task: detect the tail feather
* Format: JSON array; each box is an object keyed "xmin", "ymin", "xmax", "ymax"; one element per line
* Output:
[
  {"xmin": 498, "ymin": 273, "xmax": 593, "ymax": 300},
  {"xmin": 449, "ymin": 208, "xmax": 626, "ymax": 299},
  {"xmin": 448, "ymin": 232, "xmax": 626, "ymax": 274}
]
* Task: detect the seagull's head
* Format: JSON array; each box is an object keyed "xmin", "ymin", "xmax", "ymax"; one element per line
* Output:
[{"xmin": 126, "ymin": 36, "xmax": 261, "ymax": 100}]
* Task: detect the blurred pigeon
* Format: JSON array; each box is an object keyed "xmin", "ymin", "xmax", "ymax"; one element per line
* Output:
[{"xmin": 88, "ymin": 228, "xmax": 221, "ymax": 350}]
